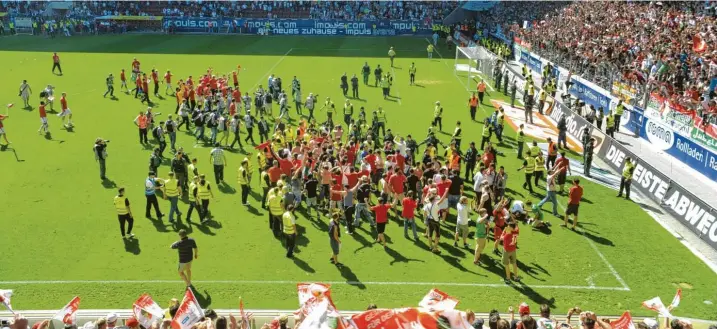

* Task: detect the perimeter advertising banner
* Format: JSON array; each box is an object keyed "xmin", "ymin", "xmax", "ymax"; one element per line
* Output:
[{"xmin": 164, "ymin": 17, "xmax": 429, "ymax": 35}]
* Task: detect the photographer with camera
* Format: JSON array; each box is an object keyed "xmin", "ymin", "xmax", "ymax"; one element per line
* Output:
[{"xmin": 94, "ymin": 138, "xmax": 109, "ymax": 180}]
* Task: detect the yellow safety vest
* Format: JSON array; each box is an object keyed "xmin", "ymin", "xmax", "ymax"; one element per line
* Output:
[
  {"xmin": 189, "ymin": 182, "xmax": 197, "ymax": 202},
  {"xmin": 268, "ymin": 191, "xmax": 283, "ymax": 215},
  {"xmin": 530, "ymin": 145, "xmax": 540, "ymax": 156},
  {"xmin": 238, "ymin": 167, "xmax": 248, "ymax": 185},
  {"xmin": 114, "ymin": 196, "xmax": 129, "ymax": 215},
  {"xmin": 344, "ymin": 104, "xmax": 353, "ymax": 115},
  {"xmin": 256, "ymin": 153, "xmax": 267, "ymax": 169},
  {"xmin": 623, "ymin": 162, "xmax": 634, "ymax": 179},
  {"xmin": 261, "ymin": 171, "xmax": 271, "ymax": 187},
  {"xmin": 377, "ymin": 111, "xmax": 386, "ymax": 123},
  {"xmin": 482, "ymin": 125, "xmax": 491, "ymax": 137},
  {"xmin": 434, "ymin": 106, "xmax": 442, "ymax": 117},
  {"xmin": 197, "ymin": 182, "xmax": 211, "ymax": 200},
  {"xmin": 517, "ymin": 129, "xmax": 525, "ymax": 143},
  {"xmin": 283, "ymin": 212, "xmax": 296, "ymax": 234},
  {"xmin": 616, "ymin": 104, "xmax": 625, "ymax": 116},
  {"xmin": 498, "ymin": 113, "xmax": 505, "ymax": 126},
  {"xmin": 535, "ymin": 156, "xmax": 545, "ymax": 172},
  {"xmin": 606, "ymin": 115, "xmax": 615, "ymax": 128},
  {"xmin": 164, "ymin": 178, "xmax": 180, "ymax": 197},
  {"xmin": 525, "ymin": 157, "xmax": 535, "ymax": 174}
]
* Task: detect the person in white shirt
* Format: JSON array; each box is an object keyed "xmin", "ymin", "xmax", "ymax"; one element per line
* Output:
[
  {"xmin": 423, "ymin": 190, "xmax": 448, "ymax": 253},
  {"xmin": 19, "ymin": 80, "xmax": 32, "ymax": 108},
  {"xmin": 472, "ymin": 163, "xmax": 486, "ymax": 193},
  {"xmin": 394, "ymin": 136, "xmax": 407, "ymax": 157},
  {"xmin": 454, "ymin": 196, "xmax": 471, "ymax": 248},
  {"xmin": 510, "ymin": 198, "xmax": 527, "ymax": 222}
]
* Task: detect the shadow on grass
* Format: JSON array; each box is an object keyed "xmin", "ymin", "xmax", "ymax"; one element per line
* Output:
[
  {"xmin": 292, "ymin": 256, "xmax": 316, "ymax": 273},
  {"xmin": 191, "ymin": 287, "xmax": 212, "ymax": 308},
  {"xmin": 337, "ymin": 264, "xmax": 366, "ymax": 289},
  {"xmin": 576, "ymin": 229, "xmax": 615, "ymax": 246},
  {"xmin": 123, "ymin": 237, "xmax": 141, "ymax": 255},
  {"xmin": 101, "ymin": 178, "xmax": 118, "ymax": 189},
  {"xmin": 384, "ymin": 246, "xmax": 425, "ymax": 266},
  {"xmin": 148, "ymin": 216, "xmax": 171, "ymax": 232}
]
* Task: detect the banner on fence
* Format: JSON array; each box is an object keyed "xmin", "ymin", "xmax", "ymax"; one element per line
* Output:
[
  {"xmin": 611, "ymin": 81, "xmax": 637, "ymax": 104},
  {"xmin": 569, "ymin": 77, "xmax": 612, "ymax": 110},
  {"xmin": 166, "ymin": 18, "xmax": 432, "ymax": 35}
]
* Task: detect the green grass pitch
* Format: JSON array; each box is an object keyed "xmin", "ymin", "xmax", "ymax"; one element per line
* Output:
[{"xmin": 0, "ymin": 35, "xmax": 715, "ymax": 319}]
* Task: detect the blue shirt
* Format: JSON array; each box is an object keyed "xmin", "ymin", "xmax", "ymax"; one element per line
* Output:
[{"xmin": 145, "ymin": 178, "xmax": 156, "ymax": 196}]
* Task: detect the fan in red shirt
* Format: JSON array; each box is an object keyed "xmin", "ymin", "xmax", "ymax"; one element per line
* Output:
[
  {"xmin": 345, "ymin": 168, "xmax": 360, "ymax": 189},
  {"xmin": 150, "ymin": 69, "xmax": 159, "ymax": 96},
  {"xmin": 141, "ymin": 74, "xmax": 151, "ymax": 104},
  {"xmin": 401, "ymin": 191, "xmax": 419, "ymax": 239},
  {"xmin": 58, "ymin": 92, "xmax": 73, "ymax": 128},
  {"xmin": 232, "ymin": 70, "xmax": 239, "ymax": 88},
  {"xmin": 38, "ymin": 101, "xmax": 49, "ymax": 134},
  {"xmin": 500, "ymin": 223, "xmax": 520, "ymax": 283},
  {"xmin": 131, "ymin": 58, "xmax": 140, "ymax": 73},
  {"xmin": 564, "ymin": 178, "xmax": 584, "ymax": 229},
  {"xmin": 388, "ymin": 167, "xmax": 407, "ymax": 207},
  {"xmin": 491, "ymin": 198, "xmax": 509, "ymax": 254},
  {"xmin": 164, "ymin": 70, "xmax": 173, "ymax": 95},
  {"xmin": 436, "ymin": 177, "xmax": 452, "ymax": 220},
  {"xmin": 329, "ymin": 179, "xmax": 344, "ymax": 210},
  {"xmin": 267, "ymin": 162, "xmax": 282, "ymax": 185},
  {"xmin": 371, "ymin": 197, "xmax": 393, "ymax": 247},
  {"xmin": 120, "ymin": 69, "xmax": 128, "ymax": 92},
  {"xmin": 554, "ymin": 151, "xmax": 571, "ymax": 193}
]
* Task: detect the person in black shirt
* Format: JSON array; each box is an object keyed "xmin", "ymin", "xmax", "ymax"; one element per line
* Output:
[
  {"xmin": 374, "ymin": 65, "xmax": 383, "ymax": 87},
  {"xmin": 258, "ymin": 116, "xmax": 270, "ymax": 143},
  {"xmin": 340, "ymin": 73, "xmax": 349, "ymax": 97},
  {"xmin": 351, "ymin": 74, "xmax": 359, "ymax": 99},
  {"xmin": 303, "ymin": 173, "xmax": 319, "ymax": 218},
  {"xmin": 406, "ymin": 168, "xmax": 420, "ymax": 196},
  {"xmin": 362, "ymin": 62, "xmax": 371, "ymax": 85},
  {"xmin": 353, "ymin": 177, "xmax": 374, "ymax": 228},
  {"xmin": 329, "ymin": 213, "xmax": 342, "ymax": 265},
  {"xmin": 94, "ymin": 138, "xmax": 109, "ymax": 180},
  {"xmin": 447, "ymin": 170, "xmax": 464, "ymax": 208},
  {"xmin": 170, "ymin": 229, "xmax": 198, "ymax": 287},
  {"xmin": 464, "ymin": 142, "xmax": 478, "ymax": 182},
  {"xmin": 171, "ymin": 151, "xmax": 189, "ymax": 193}
]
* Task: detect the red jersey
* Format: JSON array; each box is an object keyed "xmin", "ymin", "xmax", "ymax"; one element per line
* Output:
[
  {"xmin": 135, "ymin": 76, "xmax": 142, "ymax": 88},
  {"xmin": 232, "ymin": 72, "xmax": 238, "ymax": 84},
  {"xmin": 437, "ymin": 180, "xmax": 451, "ymax": 197},
  {"xmin": 267, "ymin": 167, "xmax": 282, "ymax": 183},
  {"xmin": 401, "ymin": 198, "xmax": 418, "ymax": 218},
  {"xmin": 555, "ymin": 157, "xmax": 570, "ymax": 173},
  {"xmin": 151, "ymin": 71, "xmax": 158, "ymax": 83},
  {"xmin": 389, "ymin": 173, "xmax": 406, "ymax": 194},
  {"xmin": 229, "ymin": 103, "xmax": 237, "ymax": 117},
  {"xmin": 364, "ymin": 154, "xmax": 377, "ymax": 172},
  {"xmin": 221, "ymin": 85, "xmax": 228, "ymax": 97},
  {"xmin": 501, "ymin": 231, "xmax": 517, "ymax": 252},
  {"xmin": 188, "ymin": 88, "xmax": 196, "ymax": 100},
  {"xmin": 371, "ymin": 204, "xmax": 391, "ymax": 224},
  {"xmin": 60, "ymin": 97, "xmax": 68, "ymax": 110},
  {"xmin": 142, "ymin": 79, "xmax": 149, "ymax": 91},
  {"xmin": 568, "ymin": 185, "xmax": 583, "ymax": 205},
  {"xmin": 52, "ymin": 54, "xmax": 60, "ymax": 63},
  {"xmin": 132, "ymin": 60, "xmax": 140, "ymax": 71},
  {"xmin": 482, "ymin": 152, "xmax": 495, "ymax": 167},
  {"xmin": 186, "ymin": 77, "xmax": 194, "ymax": 87},
  {"xmin": 39, "ymin": 105, "xmax": 47, "ymax": 118},
  {"xmin": 164, "ymin": 72, "xmax": 172, "ymax": 83},
  {"xmin": 493, "ymin": 208, "xmax": 506, "ymax": 227},
  {"xmin": 120, "ymin": 71, "xmax": 126, "ymax": 81},
  {"xmin": 345, "ymin": 172, "xmax": 360, "ymax": 188},
  {"xmin": 330, "ymin": 184, "xmax": 343, "ymax": 201},
  {"xmin": 232, "ymin": 90, "xmax": 241, "ymax": 102},
  {"xmin": 278, "ymin": 158, "xmax": 292, "ymax": 176},
  {"xmin": 209, "ymin": 78, "xmax": 218, "ymax": 90}
]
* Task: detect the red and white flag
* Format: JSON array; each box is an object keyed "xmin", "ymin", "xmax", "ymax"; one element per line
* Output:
[
  {"xmin": 171, "ymin": 289, "xmax": 205, "ymax": 329},
  {"xmin": 669, "ymin": 289, "xmax": 682, "ymax": 309},
  {"xmin": 53, "ymin": 296, "xmax": 81, "ymax": 325},
  {"xmin": 610, "ymin": 311, "xmax": 636, "ymax": 329},
  {"xmin": 297, "ymin": 283, "xmax": 332, "ymax": 308},
  {"xmin": 418, "ymin": 289, "xmax": 459, "ymax": 311},
  {"xmin": 133, "ymin": 294, "xmax": 165, "ymax": 328},
  {"xmin": 642, "ymin": 297, "xmax": 672, "ymax": 318},
  {"xmin": 0, "ymin": 290, "xmax": 13, "ymax": 313}
]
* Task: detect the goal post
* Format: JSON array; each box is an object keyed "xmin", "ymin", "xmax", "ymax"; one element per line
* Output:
[{"xmin": 454, "ymin": 46, "xmax": 497, "ymax": 92}]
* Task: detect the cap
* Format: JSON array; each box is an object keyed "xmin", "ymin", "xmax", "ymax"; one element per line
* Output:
[
  {"xmin": 106, "ymin": 313, "xmax": 119, "ymax": 323},
  {"xmin": 518, "ymin": 302, "xmax": 530, "ymax": 315},
  {"xmin": 82, "ymin": 322, "xmax": 96, "ymax": 329},
  {"xmin": 125, "ymin": 318, "xmax": 139, "ymax": 328}
]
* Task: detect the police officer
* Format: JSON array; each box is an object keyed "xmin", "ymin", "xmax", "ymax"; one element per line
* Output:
[
  {"xmin": 516, "ymin": 124, "xmax": 525, "ymax": 159},
  {"xmin": 502, "ymin": 70, "xmax": 509, "ymax": 95},
  {"xmin": 343, "ymin": 100, "xmax": 354, "ymax": 126},
  {"xmin": 145, "ymin": 171, "xmax": 164, "ymax": 219},
  {"xmin": 583, "ymin": 137, "xmax": 595, "ymax": 177},
  {"xmin": 350, "ymin": 74, "xmax": 359, "ymax": 98},
  {"xmin": 172, "ymin": 149, "xmax": 189, "ymax": 193},
  {"xmin": 518, "ymin": 150, "xmax": 535, "ymax": 193},
  {"xmin": 362, "ymin": 62, "xmax": 371, "ymax": 85},
  {"xmin": 494, "ymin": 68, "xmax": 502, "ymax": 89},
  {"xmin": 149, "ymin": 148, "xmax": 162, "ymax": 176},
  {"xmin": 614, "ymin": 100, "xmax": 625, "ymax": 132},
  {"xmin": 480, "ymin": 118, "xmax": 492, "ymax": 150},
  {"xmin": 617, "ymin": 158, "xmax": 636, "ymax": 200},
  {"xmin": 340, "ymin": 73, "xmax": 349, "ymax": 97},
  {"xmin": 375, "ymin": 106, "xmax": 387, "ymax": 138},
  {"xmin": 464, "ymin": 142, "xmax": 478, "ymax": 182},
  {"xmin": 113, "ymin": 187, "xmax": 134, "ymax": 238},
  {"xmin": 432, "ymin": 101, "xmax": 443, "ymax": 131},
  {"xmin": 94, "ymin": 138, "xmax": 109, "ymax": 180},
  {"xmin": 510, "ymin": 79, "xmax": 517, "ymax": 108}
]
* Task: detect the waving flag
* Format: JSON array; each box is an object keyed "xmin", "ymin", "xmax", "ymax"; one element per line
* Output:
[
  {"xmin": 53, "ymin": 296, "xmax": 81, "ymax": 325},
  {"xmin": 239, "ymin": 297, "xmax": 254, "ymax": 329},
  {"xmin": 418, "ymin": 289, "xmax": 459, "ymax": 311},
  {"xmin": 254, "ymin": 140, "xmax": 272, "ymax": 151},
  {"xmin": 171, "ymin": 289, "xmax": 205, "ymax": 329},
  {"xmin": 295, "ymin": 283, "xmax": 350, "ymax": 329},
  {"xmin": 351, "ymin": 308, "xmax": 472, "ymax": 329},
  {"xmin": 669, "ymin": 289, "xmax": 682, "ymax": 309},
  {"xmin": 610, "ymin": 311, "xmax": 636, "ymax": 329},
  {"xmin": 642, "ymin": 297, "xmax": 672, "ymax": 318},
  {"xmin": 133, "ymin": 294, "xmax": 165, "ymax": 328},
  {"xmin": 0, "ymin": 290, "xmax": 13, "ymax": 313}
]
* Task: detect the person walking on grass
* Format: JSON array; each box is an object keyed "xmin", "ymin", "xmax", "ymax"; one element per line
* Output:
[
  {"xmin": 171, "ymin": 229, "xmax": 198, "ymax": 287},
  {"xmin": 145, "ymin": 171, "xmax": 164, "ymax": 219},
  {"xmin": 371, "ymin": 197, "xmax": 392, "ymax": 247},
  {"xmin": 563, "ymin": 178, "xmax": 583, "ymax": 230},
  {"xmin": 402, "ymin": 191, "xmax": 419, "ymax": 240},
  {"xmin": 210, "ymin": 142, "xmax": 227, "ymax": 185},
  {"xmin": 238, "ymin": 158, "xmax": 250, "ymax": 206},
  {"xmin": 329, "ymin": 213, "xmax": 342, "ymax": 266},
  {"xmin": 423, "ymin": 191, "xmax": 448, "ymax": 253},
  {"xmin": 196, "ymin": 174, "xmax": 214, "ymax": 223},
  {"xmin": 454, "ymin": 196, "xmax": 471, "ymax": 249},
  {"xmin": 536, "ymin": 163, "xmax": 562, "ymax": 217},
  {"xmin": 113, "ymin": 187, "xmax": 134, "ymax": 239},
  {"xmin": 283, "ymin": 204, "xmax": 297, "ymax": 258},
  {"xmin": 187, "ymin": 175, "xmax": 199, "ymax": 222},
  {"xmin": 162, "ymin": 172, "xmax": 182, "ymax": 223},
  {"xmin": 500, "ymin": 222, "xmax": 520, "ymax": 284},
  {"xmin": 473, "ymin": 208, "xmax": 489, "ymax": 265}
]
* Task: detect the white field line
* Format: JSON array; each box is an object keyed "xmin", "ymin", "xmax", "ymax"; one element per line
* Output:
[
  {"xmin": 248, "ymin": 47, "xmax": 294, "ymax": 92},
  {"xmin": 390, "ymin": 66, "xmax": 402, "ymax": 105},
  {"xmin": 424, "ymin": 37, "xmax": 477, "ymax": 97},
  {"xmin": 0, "ymin": 279, "xmax": 628, "ymax": 291},
  {"xmin": 553, "ymin": 201, "xmax": 631, "ymax": 291}
]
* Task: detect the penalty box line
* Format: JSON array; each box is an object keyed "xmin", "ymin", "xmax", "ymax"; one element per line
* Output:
[
  {"xmin": 0, "ymin": 280, "xmax": 629, "ymax": 291},
  {"xmin": 248, "ymin": 47, "xmax": 294, "ymax": 93}
]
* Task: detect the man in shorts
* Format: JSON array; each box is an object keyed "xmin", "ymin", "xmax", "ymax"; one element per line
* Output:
[
  {"xmin": 170, "ymin": 229, "xmax": 198, "ymax": 287},
  {"xmin": 423, "ymin": 191, "xmax": 447, "ymax": 253},
  {"xmin": 500, "ymin": 222, "xmax": 520, "ymax": 283},
  {"xmin": 563, "ymin": 178, "xmax": 583, "ymax": 229},
  {"xmin": 454, "ymin": 196, "xmax": 471, "ymax": 248}
]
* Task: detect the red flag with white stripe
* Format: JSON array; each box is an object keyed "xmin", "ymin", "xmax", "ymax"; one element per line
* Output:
[
  {"xmin": 171, "ymin": 289, "xmax": 205, "ymax": 329},
  {"xmin": 642, "ymin": 297, "xmax": 672, "ymax": 318},
  {"xmin": 610, "ymin": 311, "xmax": 636, "ymax": 329},
  {"xmin": 53, "ymin": 296, "xmax": 81, "ymax": 325},
  {"xmin": 133, "ymin": 294, "xmax": 165, "ymax": 328},
  {"xmin": 0, "ymin": 290, "xmax": 13, "ymax": 313},
  {"xmin": 669, "ymin": 289, "xmax": 682, "ymax": 309},
  {"xmin": 418, "ymin": 289, "xmax": 459, "ymax": 311}
]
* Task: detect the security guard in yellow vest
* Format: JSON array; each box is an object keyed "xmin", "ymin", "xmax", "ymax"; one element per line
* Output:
[
  {"xmin": 534, "ymin": 154, "xmax": 546, "ymax": 187},
  {"xmin": 260, "ymin": 167, "xmax": 272, "ymax": 209},
  {"xmin": 163, "ymin": 172, "xmax": 183, "ymax": 223},
  {"xmin": 9, "ymin": 21, "xmax": 15, "ymax": 35},
  {"xmin": 321, "ymin": 97, "xmax": 335, "ymax": 123},
  {"xmin": 113, "ymin": 187, "xmax": 134, "ymax": 238},
  {"xmin": 238, "ymin": 158, "xmax": 250, "ymax": 206},
  {"xmin": 196, "ymin": 174, "xmax": 214, "ymax": 223},
  {"xmin": 283, "ymin": 204, "xmax": 298, "ymax": 258},
  {"xmin": 480, "ymin": 118, "xmax": 492, "ymax": 150},
  {"xmin": 614, "ymin": 100, "xmax": 625, "ymax": 132},
  {"xmin": 530, "ymin": 141, "xmax": 541, "ymax": 157},
  {"xmin": 343, "ymin": 100, "xmax": 354, "ymax": 126},
  {"xmin": 268, "ymin": 183, "xmax": 285, "ymax": 237},
  {"xmin": 187, "ymin": 175, "xmax": 199, "ymax": 222},
  {"xmin": 538, "ymin": 90, "xmax": 547, "ymax": 115},
  {"xmin": 606, "ymin": 110, "xmax": 615, "ymax": 138},
  {"xmin": 617, "ymin": 157, "xmax": 636, "ymax": 200},
  {"xmin": 32, "ymin": 21, "xmax": 38, "ymax": 35},
  {"xmin": 432, "ymin": 101, "xmax": 443, "ymax": 131},
  {"xmin": 409, "ymin": 62, "xmax": 417, "ymax": 85},
  {"xmin": 376, "ymin": 106, "xmax": 387, "ymax": 137},
  {"xmin": 518, "ymin": 150, "xmax": 535, "ymax": 193},
  {"xmin": 381, "ymin": 75, "xmax": 391, "ymax": 99},
  {"xmin": 516, "ymin": 124, "xmax": 526, "ymax": 159}
]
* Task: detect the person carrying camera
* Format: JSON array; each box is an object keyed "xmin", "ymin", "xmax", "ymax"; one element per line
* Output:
[{"xmin": 94, "ymin": 138, "xmax": 109, "ymax": 180}]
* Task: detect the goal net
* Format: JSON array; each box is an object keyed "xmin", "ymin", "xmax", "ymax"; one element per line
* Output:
[
  {"xmin": 454, "ymin": 46, "xmax": 496, "ymax": 92},
  {"xmin": 14, "ymin": 17, "xmax": 34, "ymax": 35}
]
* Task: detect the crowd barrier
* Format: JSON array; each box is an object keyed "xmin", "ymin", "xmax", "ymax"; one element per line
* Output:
[
  {"xmin": 488, "ymin": 48, "xmax": 717, "ymax": 252},
  {"xmin": 163, "ymin": 17, "xmax": 432, "ymax": 36}
]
